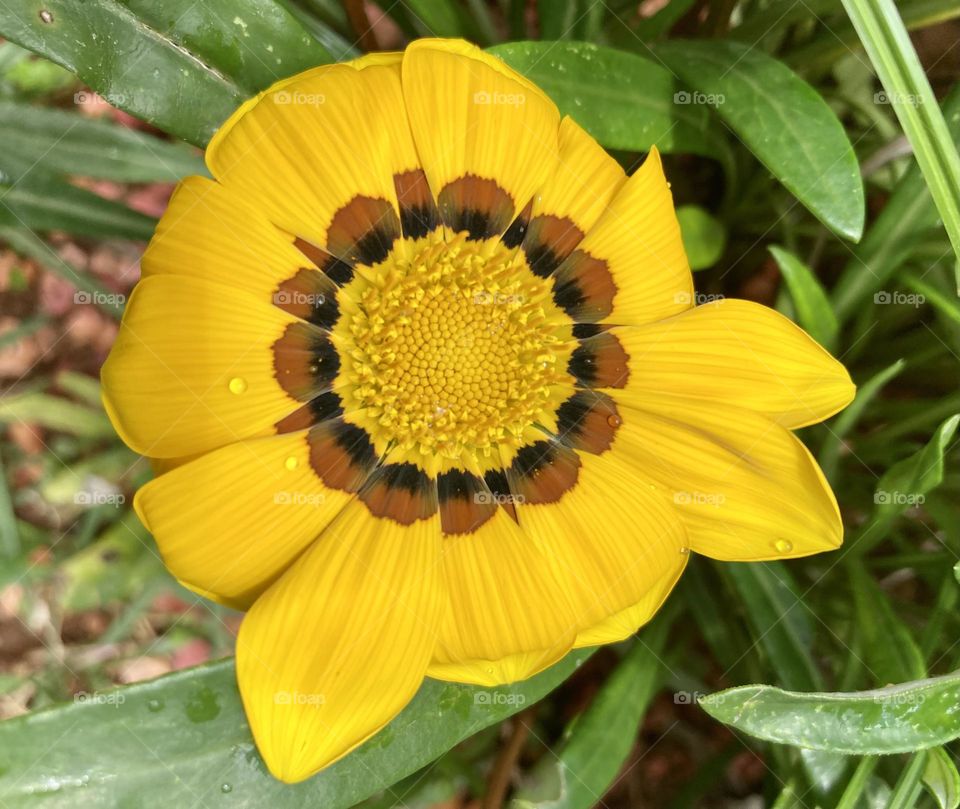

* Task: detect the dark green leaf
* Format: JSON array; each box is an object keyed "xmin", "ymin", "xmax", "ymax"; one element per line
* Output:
[
  {"xmin": 514, "ymin": 613, "xmax": 673, "ymax": 808},
  {"xmin": 653, "ymin": 39, "xmax": 865, "ymax": 241},
  {"xmin": 0, "ymin": 101, "xmax": 206, "ymax": 182},
  {"xmin": 700, "ymin": 669, "xmax": 960, "ymax": 754},
  {"xmin": 0, "ymin": 0, "xmax": 332, "ymax": 146},
  {"xmin": 677, "ymin": 205, "xmax": 727, "ymax": 270},
  {"xmin": 873, "ymin": 414, "xmax": 959, "ymax": 522},
  {"xmin": 0, "ymin": 449, "xmax": 19, "ymax": 559},
  {"xmin": 0, "ymin": 169, "xmax": 155, "ymax": 241},
  {"xmin": 537, "ymin": 0, "xmax": 579, "ymax": 40},
  {"xmin": 850, "ymin": 566, "xmax": 926, "ymax": 684},
  {"xmin": 769, "ymin": 245, "xmax": 840, "ymax": 351},
  {"xmin": 831, "ymin": 84, "xmax": 960, "ymax": 321},
  {"xmin": 723, "ymin": 562, "xmax": 822, "ymax": 691},
  {"xmin": 402, "ymin": 0, "xmax": 469, "ymax": 37},
  {"xmin": 489, "ymin": 41, "xmax": 722, "ymax": 158},
  {"xmin": 818, "ymin": 359, "xmax": 906, "ymax": 481},
  {"xmin": 0, "ymin": 650, "xmax": 593, "ymax": 807},
  {"xmin": 924, "ymin": 747, "xmax": 960, "ymax": 809},
  {"xmin": 840, "ymin": 0, "xmax": 960, "ymax": 263}
]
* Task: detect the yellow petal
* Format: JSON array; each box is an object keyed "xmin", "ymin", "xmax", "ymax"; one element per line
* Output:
[
  {"xmin": 610, "ymin": 298, "xmax": 855, "ymax": 428},
  {"xmin": 553, "ymin": 147, "xmax": 692, "ymax": 324},
  {"xmin": 402, "ymin": 39, "xmax": 559, "ymax": 238},
  {"xmin": 134, "ymin": 430, "xmax": 352, "ymax": 608},
  {"xmin": 612, "ymin": 392, "xmax": 843, "ymax": 561},
  {"xmin": 237, "ymin": 505, "xmax": 444, "ymax": 783},
  {"xmin": 574, "ymin": 554, "xmax": 687, "ymax": 647},
  {"xmin": 101, "ymin": 275, "xmax": 311, "ymax": 457},
  {"xmin": 141, "ymin": 176, "xmax": 319, "ymax": 304},
  {"xmin": 518, "ymin": 116, "xmax": 626, "ymax": 279},
  {"xmin": 427, "ymin": 508, "xmax": 577, "ymax": 686},
  {"xmin": 514, "ymin": 448, "xmax": 688, "ymax": 633},
  {"xmin": 206, "ymin": 59, "xmax": 417, "ymax": 253},
  {"xmin": 533, "ymin": 115, "xmax": 626, "ymax": 233}
]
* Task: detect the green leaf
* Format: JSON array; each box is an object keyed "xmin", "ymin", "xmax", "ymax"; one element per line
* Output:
[
  {"xmin": 0, "ymin": 392, "xmax": 114, "ymax": 438},
  {"xmin": 677, "ymin": 205, "xmax": 727, "ymax": 270},
  {"xmin": 873, "ymin": 414, "xmax": 959, "ymax": 523},
  {"xmin": 889, "ymin": 752, "xmax": 929, "ymax": 809},
  {"xmin": 723, "ymin": 562, "xmax": 822, "ymax": 691},
  {"xmin": 0, "ymin": 168, "xmax": 156, "ymax": 241},
  {"xmin": 59, "ymin": 514, "xmax": 163, "ymax": 611},
  {"xmin": 652, "ymin": 39, "xmax": 865, "ymax": 241},
  {"xmin": 0, "ymin": 649, "xmax": 593, "ymax": 807},
  {"xmin": 850, "ymin": 566, "xmax": 926, "ymax": 684},
  {"xmin": 849, "ymin": 413, "xmax": 959, "ymax": 556},
  {"xmin": 903, "ymin": 273, "xmax": 960, "ymax": 328},
  {"xmin": 0, "ymin": 0, "xmax": 332, "ymax": 147},
  {"xmin": 840, "ymin": 0, "xmax": 960, "ymax": 264},
  {"xmin": 699, "ymin": 669, "xmax": 960, "ymax": 754},
  {"xmin": 488, "ymin": 41, "xmax": 722, "ymax": 158},
  {"xmin": 831, "ymin": 84, "xmax": 960, "ymax": 321},
  {"xmin": 818, "ymin": 359, "xmax": 906, "ymax": 481},
  {"xmin": 402, "ymin": 0, "xmax": 469, "ymax": 37},
  {"xmin": 513, "ymin": 613, "xmax": 673, "ymax": 808},
  {"xmin": 924, "ymin": 747, "xmax": 960, "ymax": 809},
  {"xmin": 768, "ymin": 245, "xmax": 840, "ymax": 352},
  {"xmin": 0, "ymin": 448, "xmax": 19, "ymax": 559},
  {"xmin": 0, "ymin": 101, "xmax": 206, "ymax": 182},
  {"xmin": 537, "ymin": 0, "xmax": 579, "ymax": 39},
  {"xmin": 789, "ymin": 0, "xmax": 960, "ymax": 77},
  {"xmin": 835, "ymin": 756, "xmax": 880, "ymax": 809}
]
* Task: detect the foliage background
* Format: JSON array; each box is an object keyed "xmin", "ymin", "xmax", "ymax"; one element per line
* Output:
[{"xmin": 0, "ymin": 0, "xmax": 959, "ymax": 807}]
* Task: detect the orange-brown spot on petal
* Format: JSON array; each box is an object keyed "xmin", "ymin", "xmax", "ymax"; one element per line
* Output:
[
  {"xmin": 482, "ymin": 468, "xmax": 520, "ymax": 523},
  {"xmin": 437, "ymin": 468, "xmax": 497, "ymax": 535},
  {"xmin": 555, "ymin": 390, "xmax": 620, "ymax": 454},
  {"xmin": 507, "ymin": 439, "xmax": 581, "ymax": 505},
  {"xmin": 523, "ymin": 214, "xmax": 584, "ymax": 278},
  {"xmin": 326, "ymin": 195, "xmax": 401, "ymax": 268},
  {"xmin": 568, "ymin": 331, "xmax": 629, "ymax": 388},
  {"xmin": 273, "ymin": 268, "xmax": 340, "ymax": 329},
  {"xmin": 275, "ymin": 391, "xmax": 344, "ymax": 433},
  {"xmin": 294, "ymin": 237, "xmax": 354, "ymax": 287},
  {"xmin": 307, "ymin": 419, "xmax": 378, "ymax": 492},
  {"xmin": 437, "ymin": 175, "xmax": 515, "ymax": 241},
  {"xmin": 273, "ymin": 322, "xmax": 340, "ymax": 401},
  {"xmin": 501, "ymin": 199, "xmax": 533, "ymax": 249},
  {"xmin": 552, "ymin": 249, "xmax": 616, "ymax": 322},
  {"xmin": 359, "ymin": 463, "xmax": 437, "ymax": 525},
  {"xmin": 394, "ymin": 169, "xmax": 438, "ymax": 239}
]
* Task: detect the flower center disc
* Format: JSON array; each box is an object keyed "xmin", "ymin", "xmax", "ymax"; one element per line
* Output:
[{"xmin": 336, "ymin": 232, "xmax": 575, "ymax": 461}]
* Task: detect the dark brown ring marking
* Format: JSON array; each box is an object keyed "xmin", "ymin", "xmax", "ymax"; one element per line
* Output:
[
  {"xmin": 568, "ymin": 331, "xmax": 629, "ymax": 389},
  {"xmin": 556, "ymin": 390, "xmax": 621, "ymax": 455},
  {"xmin": 359, "ymin": 462, "xmax": 438, "ymax": 525},
  {"xmin": 437, "ymin": 468, "xmax": 498, "ymax": 535},
  {"xmin": 437, "ymin": 175, "xmax": 515, "ymax": 241}
]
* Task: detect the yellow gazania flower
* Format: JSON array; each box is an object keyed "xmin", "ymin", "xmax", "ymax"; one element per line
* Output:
[{"xmin": 100, "ymin": 39, "xmax": 855, "ymax": 782}]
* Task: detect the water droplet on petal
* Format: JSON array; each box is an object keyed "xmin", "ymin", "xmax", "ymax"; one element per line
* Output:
[
  {"xmin": 607, "ymin": 414, "xmax": 622, "ymax": 428},
  {"xmin": 774, "ymin": 539, "xmax": 793, "ymax": 554},
  {"xmin": 284, "ymin": 456, "xmax": 299, "ymax": 471},
  {"xmin": 147, "ymin": 698, "xmax": 164, "ymax": 713},
  {"xmin": 228, "ymin": 377, "xmax": 247, "ymax": 395},
  {"xmin": 679, "ymin": 546, "xmax": 690, "ymax": 555},
  {"xmin": 221, "ymin": 783, "xmax": 233, "ymax": 794}
]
